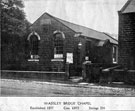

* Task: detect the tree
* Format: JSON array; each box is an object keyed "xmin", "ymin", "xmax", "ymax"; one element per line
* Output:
[
  {"xmin": 1, "ymin": 0, "xmax": 31, "ymax": 70},
  {"xmin": 1, "ymin": 0, "xmax": 28, "ymax": 36}
]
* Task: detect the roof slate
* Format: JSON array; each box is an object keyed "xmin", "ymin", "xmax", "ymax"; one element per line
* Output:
[{"xmin": 52, "ymin": 14, "xmax": 118, "ymax": 44}]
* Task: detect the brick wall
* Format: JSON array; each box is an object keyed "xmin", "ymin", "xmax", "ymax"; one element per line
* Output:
[{"xmin": 118, "ymin": 12, "xmax": 135, "ymax": 69}]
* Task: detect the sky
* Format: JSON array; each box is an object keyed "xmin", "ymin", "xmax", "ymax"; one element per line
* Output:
[{"xmin": 23, "ymin": 0, "xmax": 128, "ymax": 36}]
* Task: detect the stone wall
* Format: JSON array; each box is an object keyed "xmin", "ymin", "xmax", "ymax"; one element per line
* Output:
[{"xmin": 25, "ymin": 13, "xmax": 81, "ymax": 71}]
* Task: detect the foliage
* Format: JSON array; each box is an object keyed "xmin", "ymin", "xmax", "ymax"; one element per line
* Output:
[
  {"xmin": 1, "ymin": 0, "xmax": 30, "ymax": 36},
  {"xmin": 1, "ymin": 0, "xmax": 31, "ymax": 70}
]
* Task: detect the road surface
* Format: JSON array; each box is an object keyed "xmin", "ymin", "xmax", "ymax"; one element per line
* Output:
[{"xmin": 0, "ymin": 79, "xmax": 135, "ymax": 96}]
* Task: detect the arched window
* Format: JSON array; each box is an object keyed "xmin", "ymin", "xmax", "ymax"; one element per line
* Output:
[
  {"xmin": 27, "ymin": 32, "xmax": 40, "ymax": 61},
  {"xmin": 53, "ymin": 31, "xmax": 65, "ymax": 59},
  {"xmin": 30, "ymin": 35, "xmax": 39, "ymax": 55}
]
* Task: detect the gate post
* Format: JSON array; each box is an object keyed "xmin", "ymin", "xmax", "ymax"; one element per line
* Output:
[
  {"xmin": 82, "ymin": 62, "xmax": 86, "ymax": 81},
  {"xmin": 66, "ymin": 62, "xmax": 70, "ymax": 79}
]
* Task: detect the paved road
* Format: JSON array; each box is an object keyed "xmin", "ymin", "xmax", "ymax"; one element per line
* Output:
[{"xmin": 0, "ymin": 79, "xmax": 135, "ymax": 96}]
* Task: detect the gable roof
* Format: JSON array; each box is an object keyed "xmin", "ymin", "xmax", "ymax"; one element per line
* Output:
[
  {"xmin": 32, "ymin": 12, "xmax": 118, "ymax": 44},
  {"xmin": 120, "ymin": 0, "xmax": 135, "ymax": 13},
  {"xmin": 57, "ymin": 17, "xmax": 118, "ymax": 44}
]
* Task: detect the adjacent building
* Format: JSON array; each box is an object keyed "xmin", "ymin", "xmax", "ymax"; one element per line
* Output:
[{"xmin": 118, "ymin": 0, "xmax": 135, "ymax": 69}]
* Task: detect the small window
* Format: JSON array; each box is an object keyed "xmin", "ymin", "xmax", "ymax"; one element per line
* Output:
[
  {"xmin": 54, "ymin": 32, "xmax": 64, "ymax": 59},
  {"xmin": 113, "ymin": 46, "xmax": 118, "ymax": 63}
]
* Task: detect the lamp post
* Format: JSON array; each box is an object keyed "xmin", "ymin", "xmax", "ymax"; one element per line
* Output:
[
  {"xmin": 74, "ymin": 32, "xmax": 83, "ymax": 76},
  {"xmin": 78, "ymin": 41, "xmax": 82, "ymax": 62},
  {"xmin": 77, "ymin": 41, "xmax": 82, "ymax": 76},
  {"xmin": 78, "ymin": 41, "xmax": 82, "ymax": 49}
]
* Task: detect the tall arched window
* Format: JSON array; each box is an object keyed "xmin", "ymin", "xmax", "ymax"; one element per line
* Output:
[
  {"xmin": 30, "ymin": 35, "xmax": 39, "ymax": 55},
  {"xmin": 27, "ymin": 32, "xmax": 40, "ymax": 61},
  {"xmin": 53, "ymin": 31, "xmax": 65, "ymax": 59}
]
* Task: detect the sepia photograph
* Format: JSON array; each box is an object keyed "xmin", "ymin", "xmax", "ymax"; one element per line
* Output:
[{"xmin": 1, "ymin": 0, "xmax": 135, "ymax": 98}]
